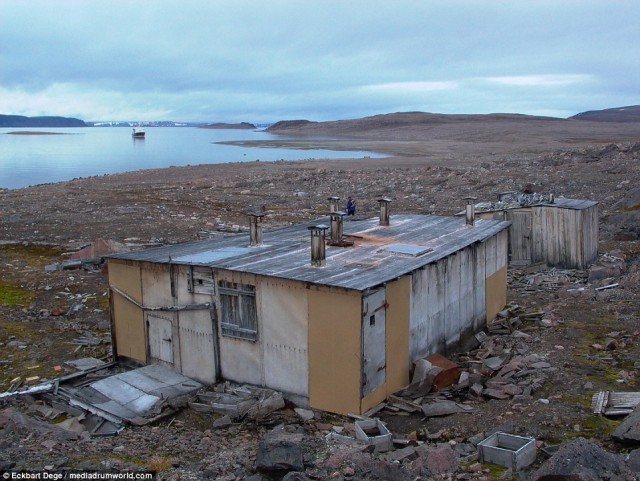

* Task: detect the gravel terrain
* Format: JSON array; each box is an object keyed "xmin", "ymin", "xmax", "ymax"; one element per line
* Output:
[{"xmin": 1, "ymin": 115, "xmax": 640, "ymax": 480}]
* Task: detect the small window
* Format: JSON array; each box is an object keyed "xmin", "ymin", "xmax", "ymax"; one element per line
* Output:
[
  {"xmin": 219, "ymin": 281, "xmax": 257, "ymax": 341},
  {"xmin": 189, "ymin": 267, "xmax": 215, "ymax": 294}
]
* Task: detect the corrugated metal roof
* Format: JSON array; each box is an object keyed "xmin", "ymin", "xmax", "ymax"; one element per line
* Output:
[{"xmin": 109, "ymin": 214, "xmax": 510, "ymax": 291}]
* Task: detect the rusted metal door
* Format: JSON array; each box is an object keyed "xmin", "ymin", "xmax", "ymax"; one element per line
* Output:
[
  {"xmin": 362, "ymin": 288, "xmax": 386, "ymax": 396},
  {"xmin": 509, "ymin": 211, "xmax": 532, "ymax": 265},
  {"xmin": 147, "ymin": 313, "xmax": 174, "ymax": 366}
]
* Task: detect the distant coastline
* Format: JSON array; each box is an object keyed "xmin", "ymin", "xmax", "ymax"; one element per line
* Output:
[
  {"xmin": 5, "ymin": 131, "xmax": 71, "ymax": 135},
  {"xmin": 200, "ymin": 122, "xmax": 257, "ymax": 130},
  {"xmin": 0, "ymin": 114, "xmax": 87, "ymax": 128}
]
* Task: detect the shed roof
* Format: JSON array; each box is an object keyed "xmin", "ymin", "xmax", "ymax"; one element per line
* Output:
[
  {"xmin": 536, "ymin": 198, "xmax": 598, "ymax": 210},
  {"xmin": 474, "ymin": 197, "xmax": 598, "ymax": 214},
  {"xmin": 109, "ymin": 214, "xmax": 510, "ymax": 291}
]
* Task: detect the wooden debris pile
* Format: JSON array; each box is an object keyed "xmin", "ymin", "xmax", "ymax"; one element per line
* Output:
[
  {"xmin": 377, "ymin": 306, "xmax": 556, "ymax": 417},
  {"xmin": 508, "ymin": 266, "xmax": 588, "ymax": 293},
  {"xmin": 486, "ymin": 304, "xmax": 544, "ymax": 334},
  {"xmin": 189, "ymin": 382, "xmax": 285, "ymax": 422}
]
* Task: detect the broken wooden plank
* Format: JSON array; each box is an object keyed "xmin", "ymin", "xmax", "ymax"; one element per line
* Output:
[
  {"xmin": 387, "ymin": 395, "xmax": 422, "ymax": 413},
  {"xmin": 363, "ymin": 402, "xmax": 387, "ymax": 417},
  {"xmin": 592, "ymin": 391, "xmax": 640, "ymax": 416},
  {"xmin": 421, "ymin": 400, "xmax": 475, "ymax": 417}
]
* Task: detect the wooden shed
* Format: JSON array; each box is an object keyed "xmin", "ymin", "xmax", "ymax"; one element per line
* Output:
[
  {"xmin": 107, "ymin": 210, "xmax": 510, "ymax": 415},
  {"xmin": 473, "ymin": 194, "xmax": 598, "ymax": 269}
]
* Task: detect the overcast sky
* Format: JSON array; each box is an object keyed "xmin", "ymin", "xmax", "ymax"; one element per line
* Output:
[{"xmin": 1, "ymin": 1, "xmax": 638, "ymax": 123}]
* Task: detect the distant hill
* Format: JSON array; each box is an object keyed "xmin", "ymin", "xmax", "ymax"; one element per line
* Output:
[
  {"xmin": 570, "ymin": 105, "xmax": 640, "ymax": 122},
  {"xmin": 266, "ymin": 111, "xmax": 564, "ymax": 136},
  {"xmin": 90, "ymin": 120, "xmax": 206, "ymax": 127},
  {"xmin": 0, "ymin": 115, "xmax": 87, "ymax": 127},
  {"xmin": 200, "ymin": 122, "xmax": 256, "ymax": 130}
]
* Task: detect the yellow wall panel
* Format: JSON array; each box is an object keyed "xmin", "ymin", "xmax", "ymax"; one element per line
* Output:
[
  {"xmin": 108, "ymin": 261, "xmax": 143, "ymax": 303},
  {"xmin": 112, "ymin": 293, "xmax": 146, "ymax": 362},
  {"xmin": 308, "ymin": 287, "xmax": 361, "ymax": 415},
  {"xmin": 361, "ymin": 384, "xmax": 387, "ymax": 413},
  {"xmin": 108, "ymin": 260, "xmax": 146, "ymax": 362},
  {"xmin": 385, "ymin": 276, "xmax": 410, "ymax": 396},
  {"xmin": 485, "ymin": 266, "xmax": 507, "ymax": 321}
]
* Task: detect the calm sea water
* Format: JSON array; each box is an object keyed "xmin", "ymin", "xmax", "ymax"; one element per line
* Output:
[{"xmin": 0, "ymin": 127, "xmax": 383, "ymax": 189}]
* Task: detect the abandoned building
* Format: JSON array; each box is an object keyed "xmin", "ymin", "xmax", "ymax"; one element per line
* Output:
[
  {"xmin": 107, "ymin": 201, "xmax": 511, "ymax": 415},
  {"xmin": 468, "ymin": 193, "xmax": 599, "ymax": 269}
]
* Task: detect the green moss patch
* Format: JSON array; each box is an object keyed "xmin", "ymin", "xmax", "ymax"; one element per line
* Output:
[
  {"xmin": 569, "ymin": 415, "xmax": 619, "ymax": 439},
  {"xmin": 0, "ymin": 244, "xmax": 64, "ymax": 268},
  {"xmin": 0, "ymin": 280, "xmax": 35, "ymax": 306}
]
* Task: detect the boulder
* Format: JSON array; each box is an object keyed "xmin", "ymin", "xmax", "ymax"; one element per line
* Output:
[
  {"xmin": 626, "ymin": 449, "xmax": 640, "ymax": 472},
  {"xmin": 256, "ymin": 428, "xmax": 304, "ymax": 473},
  {"xmin": 530, "ymin": 437, "xmax": 633, "ymax": 481},
  {"xmin": 412, "ymin": 444, "xmax": 459, "ymax": 477},
  {"xmin": 0, "ymin": 407, "xmax": 78, "ymax": 441},
  {"xmin": 281, "ymin": 473, "xmax": 310, "ymax": 481},
  {"xmin": 613, "ymin": 404, "xmax": 640, "ymax": 444}
]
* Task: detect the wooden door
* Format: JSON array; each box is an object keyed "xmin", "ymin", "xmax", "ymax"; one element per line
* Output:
[
  {"xmin": 147, "ymin": 313, "xmax": 175, "ymax": 366},
  {"xmin": 362, "ymin": 288, "xmax": 386, "ymax": 396},
  {"xmin": 509, "ymin": 210, "xmax": 532, "ymax": 265}
]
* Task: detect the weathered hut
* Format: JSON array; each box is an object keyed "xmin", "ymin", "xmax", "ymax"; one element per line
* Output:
[
  {"xmin": 472, "ymin": 193, "xmax": 598, "ymax": 269},
  {"xmin": 107, "ymin": 206, "xmax": 510, "ymax": 415}
]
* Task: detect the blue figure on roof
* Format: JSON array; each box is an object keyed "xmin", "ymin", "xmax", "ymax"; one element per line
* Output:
[{"xmin": 346, "ymin": 196, "xmax": 356, "ymax": 216}]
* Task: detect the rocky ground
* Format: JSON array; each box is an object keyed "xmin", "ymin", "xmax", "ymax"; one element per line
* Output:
[{"xmin": 1, "ymin": 120, "xmax": 640, "ymax": 480}]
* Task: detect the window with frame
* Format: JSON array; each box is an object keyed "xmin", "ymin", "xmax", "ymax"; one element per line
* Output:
[
  {"xmin": 188, "ymin": 266, "xmax": 215, "ymax": 294},
  {"xmin": 219, "ymin": 281, "xmax": 257, "ymax": 341}
]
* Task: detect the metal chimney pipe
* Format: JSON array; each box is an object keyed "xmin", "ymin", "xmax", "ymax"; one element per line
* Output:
[
  {"xmin": 249, "ymin": 213, "xmax": 265, "ymax": 246},
  {"xmin": 308, "ymin": 224, "xmax": 328, "ymax": 267},
  {"xmin": 327, "ymin": 196, "xmax": 341, "ymax": 213},
  {"xmin": 378, "ymin": 197, "xmax": 392, "ymax": 226},
  {"xmin": 329, "ymin": 211, "xmax": 345, "ymax": 243},
  {"xmin": 464, "ymin": 197, "xmax": 477, "ymax": 226}
]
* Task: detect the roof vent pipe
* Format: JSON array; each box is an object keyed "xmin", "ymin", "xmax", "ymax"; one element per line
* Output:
[
  {"xmin": 248, "ymin": 212, "xmax": 265, "ymax": 246},
  {"xmin": 329, "ymin": 211, "xmax": 346, "ymax": 243},
  {"xmin": 464, "ymin": 197, "xmax": 477, "ymax": 226},
  {"xmin": 378, "ymin": 197, "xmax": 392, "ymax": 226},
  {"xmin": 327, "ymin": 196, "xmax": 341, "ymax": 213},
  {"xmin": 308, "ymin": 224, "xmax": 328, "ymax": 267}
]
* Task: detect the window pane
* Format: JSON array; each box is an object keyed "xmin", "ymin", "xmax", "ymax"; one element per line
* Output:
[{"xmin": 219, "ymin": 281, "xmax": 257, "ymax": 341}]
